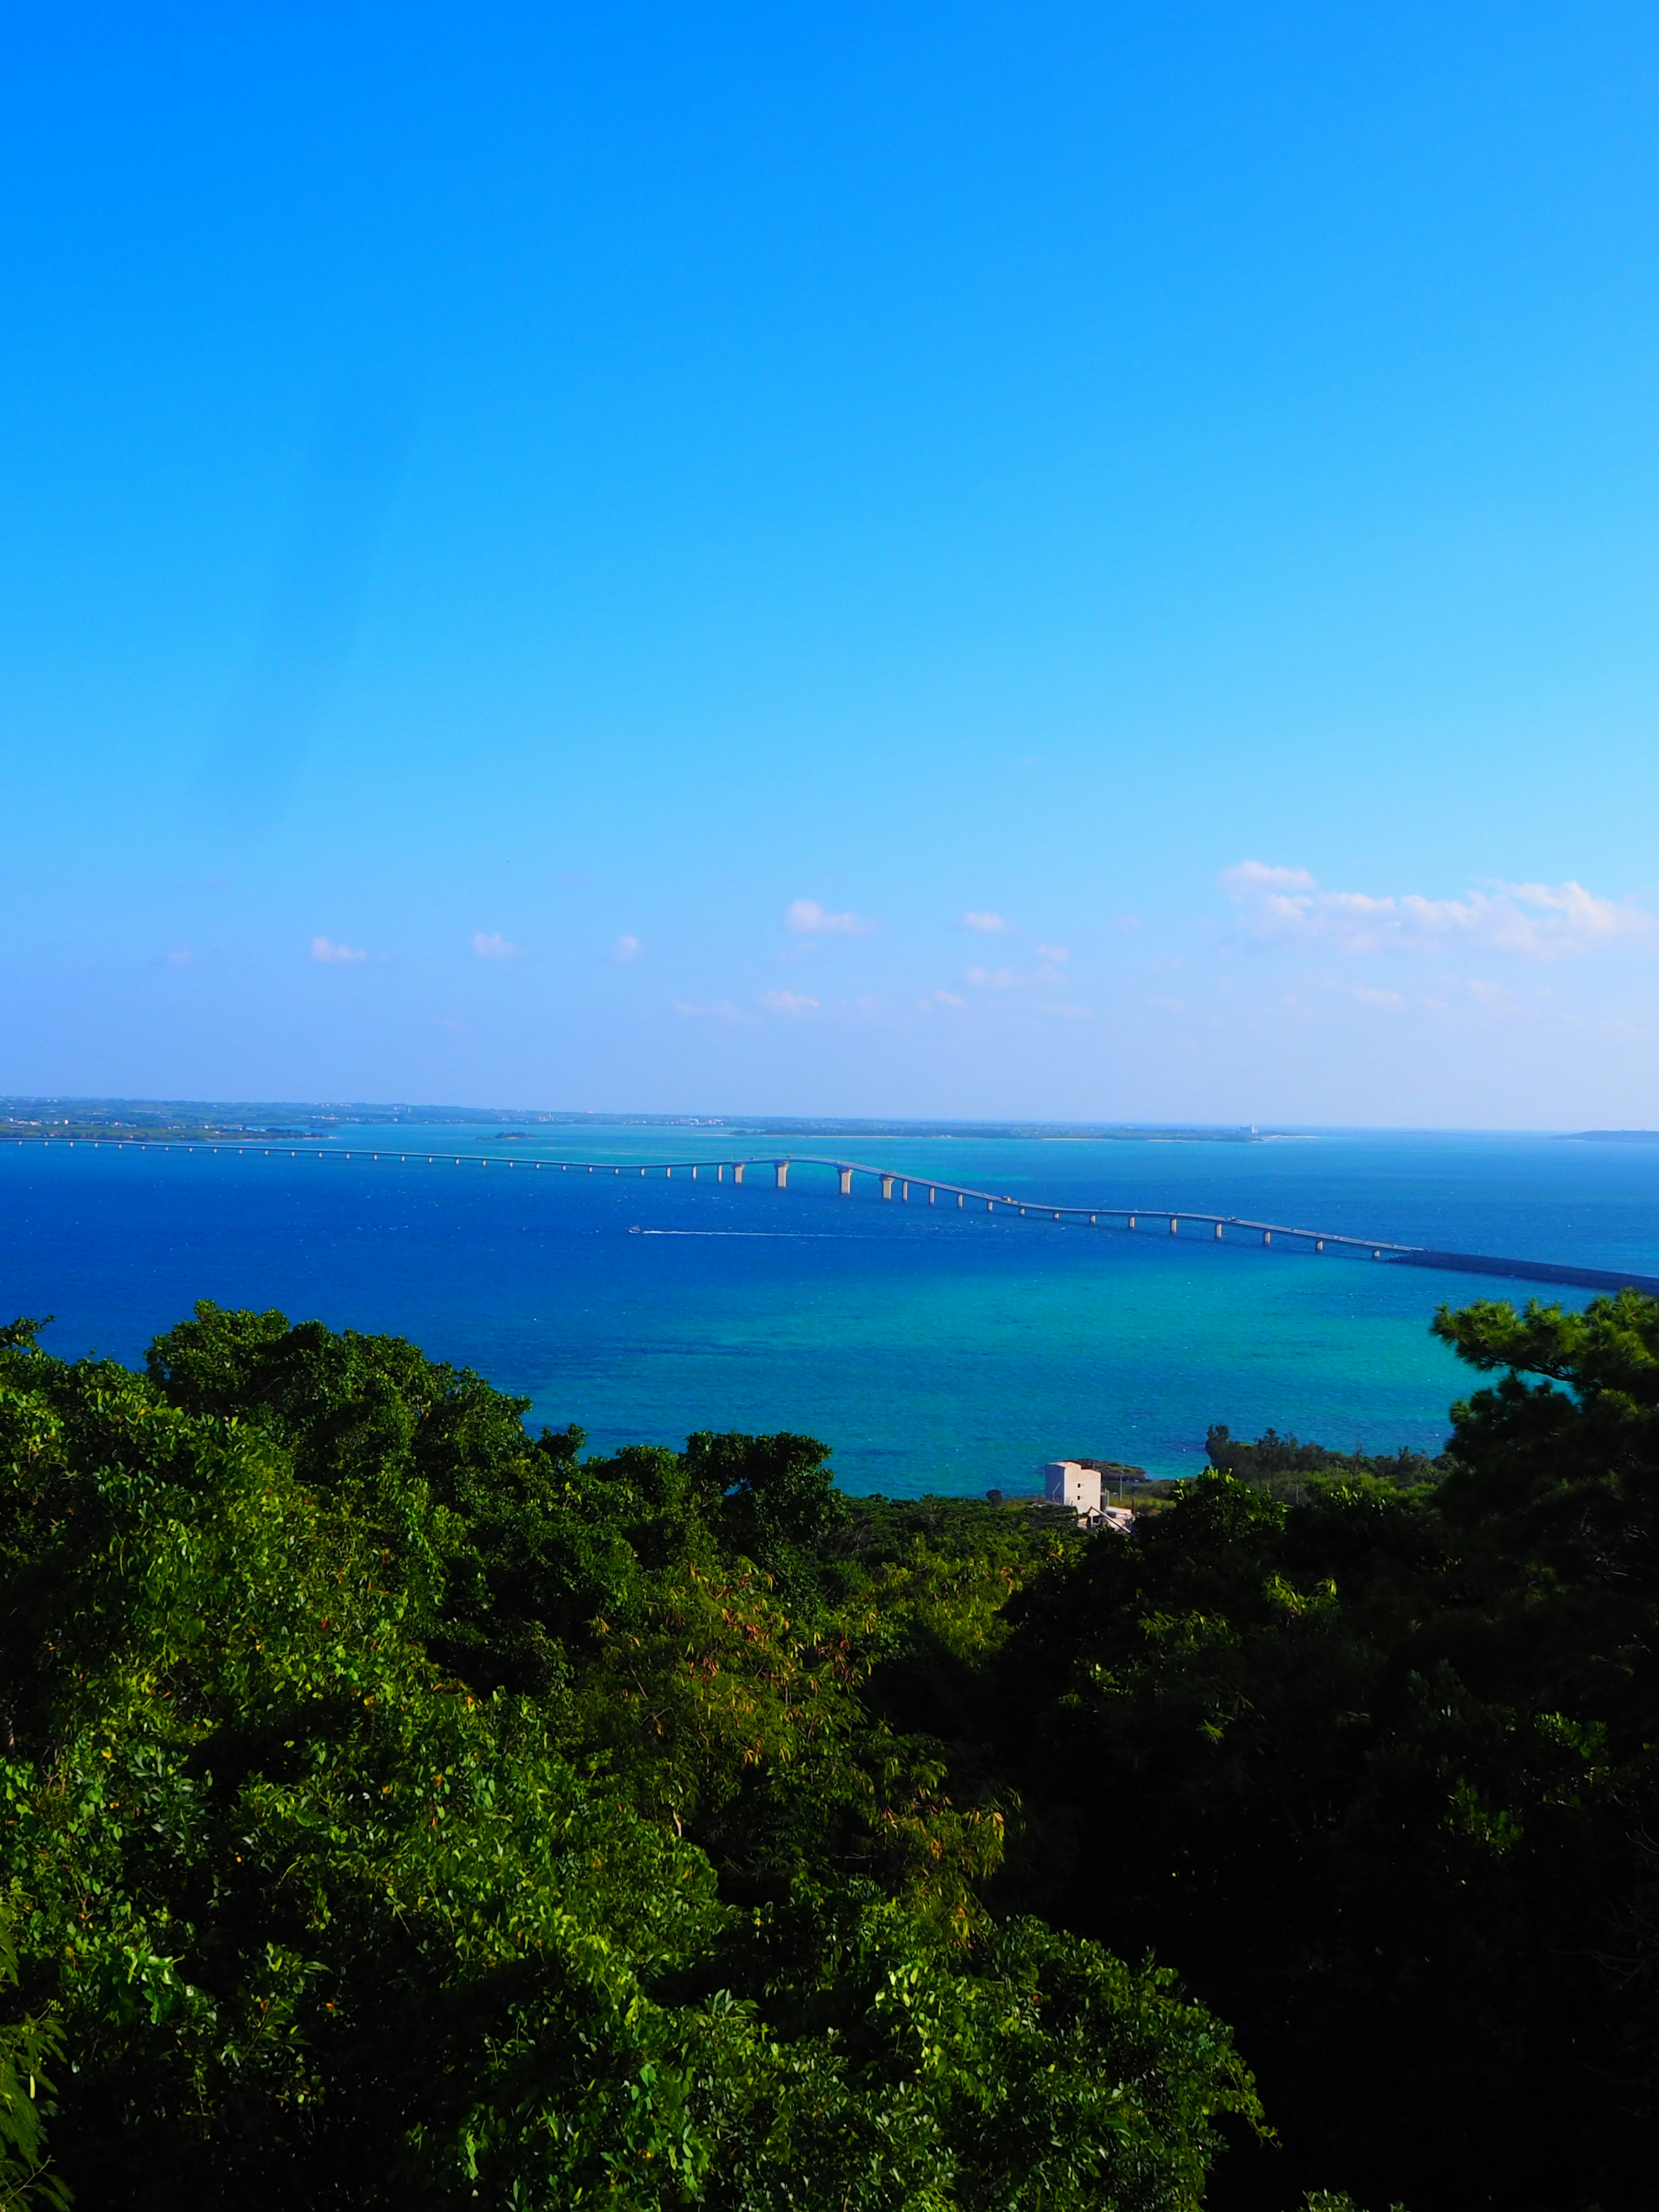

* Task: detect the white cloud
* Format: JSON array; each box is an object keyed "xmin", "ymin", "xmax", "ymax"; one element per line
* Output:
[
  {"xmin": 966, "ymin": 965, "xmax": 1024, "ymax": 989},
  {"xmin": 1219, "ymin": 860, "xmax": 1319, "ymax": 897},
  {"xmin": 165, "ymin": 947, "xmax": 193, "ymax": 968},
  {"xmin": 610, "ymin": 934, "xmax": 641, "ymax": 964},
  {"xmin": 961, "ymin": 909, "xmax": 1011, "ymax": 933},
  {"xmin": 311, "ymin": 936, "xmax": 366, "ymax": 966},
  {"xmin": 472, "ymin": 931, "xmax": 524, "ymax": 959},
  {"xmin": 760, "ymin": 988, "xmax": 820, "ymax": 1016},
  {"xmin": 785, "ymin": 899, "xmax": 873, "ymax": 936},
  {"xmin": 1352, "ymin": 985, "xmax": 1408, "ymax": 1011},
  {"xmin": 1221, "ymin": 865, "xmax": 1659, "ymax": 960},
  {"xmin": 932, "ymin": 988, "xmax": 966, "ymax": 1007},
  {"xmin": 1034, "ymin": 944, "xmax": 1070, "ymax": 964},
  {"xmin": 673, "ymin": 998, "xmax": 756, "ymax": 1024},
  {"xmin": 1039, "ymin": 1002, "xmax": 1093, "ymax": 1020}
]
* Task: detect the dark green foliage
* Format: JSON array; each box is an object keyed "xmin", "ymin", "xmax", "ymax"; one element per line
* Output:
[
  {"xmin": 992, "ymin": 1293, "xmax": 1659, "ymax": 2212},
  {"xmin": 681, "ymin": 1428, "xmax": 846, "ymax": 1595},
  {"xmin": 1205, "ymin": 1425, "xmax": 1452, "ymax": 1491},
  {"xmin": 0, "ymin": 1910, "xmax": 70, "ymax": 2211},
  {"xmin": 1, "ymin": 1302, "xmax": 1257, "ymax": 2209},
  {"xmin": 22, "ymin": 1282, "xmax": 1656, "ymax": 2209}
]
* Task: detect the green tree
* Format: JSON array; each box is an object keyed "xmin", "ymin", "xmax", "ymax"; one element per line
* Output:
[
  {"xmin": 988, "ymin": 1293, "xmax": 1659, "ymax": 2212},
  {"xmin": 0, "ymin": 1307, "xmax": 1258, "ymax": 2209}
]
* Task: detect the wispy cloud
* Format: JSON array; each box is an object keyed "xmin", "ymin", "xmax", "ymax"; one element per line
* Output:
[
  {"xmin": 610, "ymin": 934, "xmax": 641, "ymax": 964},
  {"xmin": 311, "ymin": 935, "xmax": 366, "ymax": 965},
  {"xmin": 966, "ymin": 965, "xmax": 1025, "ymax": 989},
  {"xmin": 165, "ymin": 947, "xmax": 193, "ymax": 968},
  {"xmin": 1220, "ymin": 864, "xmax": 1659, "ymax": 959},
  {"xmin": 472, "ymin": 931, "xmax": 524, "ymax": 959},
  {"xmin": 760, "ymin": 988, "xmax": 820, "ymax": 1016},
  {"xmin": 785, "ymin": 898, "xmax": 873, "ymax": 936},
  {"xmin": 1219, "ymin": 861, "xmax": 1319, "ymax": 897},
  {"xmin": 961, "ymin": 909, "xmax": 1011, "ymax": 934},
  {"xmin": 673, "ymin": 998, "xmax": 757, "ymax": 1025},
  {"xmin": 1034, "ymin": 943, "xmax": 1069, "ymax": 965}
]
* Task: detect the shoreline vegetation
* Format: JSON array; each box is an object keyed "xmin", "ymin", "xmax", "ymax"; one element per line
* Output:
[{"xmin": 4, "ymin": 1294, "xmax": 1659, "ymax": 2209}]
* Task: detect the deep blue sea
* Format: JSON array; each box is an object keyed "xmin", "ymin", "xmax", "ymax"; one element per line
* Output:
[{"xmin": 4, "ymin": 1125, "xmax": 1657, "ymax": 1494}]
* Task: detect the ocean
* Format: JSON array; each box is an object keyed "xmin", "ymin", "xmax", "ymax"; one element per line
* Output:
[{"xmin": 3, "ymin": 1124, "xmax": 1657, "ymax": 1494}]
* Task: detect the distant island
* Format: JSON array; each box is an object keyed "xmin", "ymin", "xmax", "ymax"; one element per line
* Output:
[
  {"xmin": 0, "ymin": 1096, "xmax": 1274, "ymax": 1144},
  {"xmin": 1563, "ymin": 1128, "xmax": 1659, "ymax": 1141},
  {"xmin": 725, "ymin": 1119, "xmax": 1267, "ymax": 1141}
]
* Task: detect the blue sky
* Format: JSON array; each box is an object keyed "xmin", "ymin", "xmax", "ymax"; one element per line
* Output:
[{"xmin": 5, "ymin": 2, "xmax": 1659, "ymax": 1125}]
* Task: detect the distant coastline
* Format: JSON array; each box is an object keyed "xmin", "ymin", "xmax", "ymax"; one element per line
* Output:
[{"xmin": 1, "ymin": 1096, "xmax": 1275, "ymax": 1145}]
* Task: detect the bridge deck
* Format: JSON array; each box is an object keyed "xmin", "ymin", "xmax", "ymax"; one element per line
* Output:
[{"xmin": 8, "ymin": 1137, "xmax": 1658, "ymax": 1294}]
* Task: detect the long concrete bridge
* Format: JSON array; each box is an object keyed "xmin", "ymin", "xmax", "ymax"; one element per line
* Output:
[{"xmin": 8, "ymin": 1136, "xmax": 1659, "ymax": 1295}]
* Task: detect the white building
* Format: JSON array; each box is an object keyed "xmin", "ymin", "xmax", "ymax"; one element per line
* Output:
[
  {"xmin": 1043, "ymin": 1461, "xmax": 1102, "ymax": 1516},
  {"xmin": 1042, "ymin": 1461, "xmax": 1135, "ymax": 1533}
]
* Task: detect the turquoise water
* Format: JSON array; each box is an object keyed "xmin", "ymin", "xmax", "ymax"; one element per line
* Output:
[{"xmin": 3, "ymin": 1126, "xmax": 1658, "ymax": 1493}]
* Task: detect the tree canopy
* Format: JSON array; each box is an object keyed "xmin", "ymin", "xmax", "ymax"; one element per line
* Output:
[
  {"xmin": 0, "ymin": 1302, "xmax": 1254, "ymax": 2211},
  {"xmin": 5, "ymin": 1288, "xmax": 1659, "ymax": 2209}
]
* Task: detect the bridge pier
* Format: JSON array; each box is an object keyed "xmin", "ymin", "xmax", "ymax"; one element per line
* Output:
[
  {"xmin": 928, "ymin": 1185, "xmax": 936, "ymax": 1204},
  {"xmin": 1128, "ymin": 1214, "xmax": 1136, "ymax": 1229},
  {"xmin": 1262, "ymin": 1230, "xmax": 1271, "ymax": 1246},
  {"xmin": 734, "ymin": 1163, "xmax": 744, "ymax": 1185},
  {"xmin": 1315, "ymin": 1238, "xmax": 1323, "ymax": 1252},
  {"xmin": 717, "ymin": 1163, "xmax": 725, "ymax": 1182},
  {"xmin": 1170, "ymin": 1217, "xmax": 1179, "ymax": 1234},
  {"xmin": 775, "ymin": 1161, "xmax": 789, "ymax": 1189},
  {"xmin": 880, "ymin": 1175, "xmax": 894, "ymax": 1200},
  {"xmin": 839, "ymin": 1166, "xmax": 853, "ymax": 1195},
  {"xmin": 1214, "ymin": 1221, "xmax": 1223, "ymax": 1239},
  {"xmin": 957, "ymin": 1191, "xmax": 964, "ymax": 1208},
  {"xmin": 901, "ymin": 1180, "xmax": 909, "ymax": 1200}
]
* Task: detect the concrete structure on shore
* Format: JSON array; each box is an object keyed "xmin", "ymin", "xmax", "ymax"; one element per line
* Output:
[
  {"xmin": 1044, "ymin": 1461, "xmax": 1102, "ymax": 1515},
  {"xmin": 1044, "ymin": 1461, "xmax": 1136, "ymax": 1532}
]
